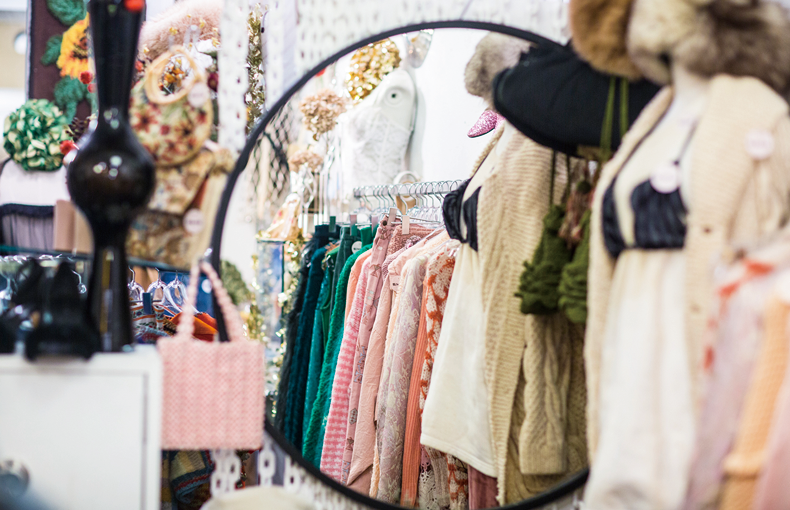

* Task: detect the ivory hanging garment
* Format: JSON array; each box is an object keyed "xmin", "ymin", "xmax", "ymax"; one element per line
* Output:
[
  {"xmin": 586, "ymin": 76, "xmax": 790, "ymax": 510},
  {"xmin": 416, "ymin": 246, "xmax": 469, "ymax": 510},
  {"xmin": 585, "ymin": 108, "xmax": 696, "ymax": 510}
]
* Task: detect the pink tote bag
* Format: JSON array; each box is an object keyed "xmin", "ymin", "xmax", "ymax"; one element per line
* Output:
[{"xmin": 159, "ymin": 261, "xmax": 265, "ymax": 450}]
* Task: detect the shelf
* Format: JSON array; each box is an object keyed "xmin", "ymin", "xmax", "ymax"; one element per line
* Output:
[{"xmin": 0, "ymin": 245, "xmax": 189, "ymax": 272}]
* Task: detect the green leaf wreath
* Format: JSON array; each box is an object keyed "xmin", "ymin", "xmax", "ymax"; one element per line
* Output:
[{"xmin": 4, "ymin": 99, "xmax": 71, "ymax": 172}]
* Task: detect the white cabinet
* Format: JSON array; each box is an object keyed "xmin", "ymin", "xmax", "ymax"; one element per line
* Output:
[{"xmin": 0, "ymin": 345, "xmax": 162, "ymax": 510}]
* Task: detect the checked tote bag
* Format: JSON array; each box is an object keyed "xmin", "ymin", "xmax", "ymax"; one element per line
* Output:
[{"xmin": 159, "ymin": 261, "xmax": 264, "ymax": 450}]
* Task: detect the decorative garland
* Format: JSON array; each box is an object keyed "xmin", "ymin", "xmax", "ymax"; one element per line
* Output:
[
  {"xmin": 221, "ymin": 259, "xmax": 253, "ymax": 306},
  {"xmin": 3, "ymin": 99, "xmax": 71, "ymax": 172},
  {"xmin": 246, "ymin": 4, "xmax": 265, "ymax": 132},
  {"xmin": 41, "ymin": 0, "xmax": 96, "ymax": 121}
]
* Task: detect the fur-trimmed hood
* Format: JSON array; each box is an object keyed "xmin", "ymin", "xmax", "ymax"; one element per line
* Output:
[
  {"xmin": 464, "ymin": 33, "xmax": 531, "ymax": 108},
  {"xmin": 569, "ymin": 0, "xmax": 642, "ymax": 79},
  {"xmin": 570, "ymin": 0, "xmax": 790, "ymax": 94}
]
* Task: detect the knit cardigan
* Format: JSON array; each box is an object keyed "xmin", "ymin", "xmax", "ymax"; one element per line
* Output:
[
  {"xmin": 586, "ymin": 75, "xmax": 790, "ymax": 459},
  {"xmin": 478, "ymin": 125, "xmax": 587, "ymax": 504},
  {"xmin": 302, "ymin": 245, "xmax": 371, "ymax": 466}
]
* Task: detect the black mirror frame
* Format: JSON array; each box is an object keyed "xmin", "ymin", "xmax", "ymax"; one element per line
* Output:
[{"xmin": 210, "ymin": 19, "xmax": 588, "ymax": 509}]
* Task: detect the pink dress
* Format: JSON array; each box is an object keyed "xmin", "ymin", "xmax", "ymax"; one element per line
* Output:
[
  {"xmin": 345, "ymin": 247, "xmax": 405, "ymax": 490},
  {"xmin": 345, "ymin": 224, "xmax": 433, "ymax": 491},
  {"xmin": 375, "ymin": 252, "xmax": 430, "ymax": 503},
  {"xmin": 684, "ymin": 258, "xmax": 779, "ymax": 510}
]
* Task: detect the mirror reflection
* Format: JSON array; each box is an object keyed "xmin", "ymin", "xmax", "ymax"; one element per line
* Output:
[{"xmin": 219, "ymin": 28, "xmax": 590, "ymax": 507}]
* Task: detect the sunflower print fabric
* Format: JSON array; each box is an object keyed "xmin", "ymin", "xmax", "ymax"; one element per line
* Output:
[{"xmin": 57, "ymin": 14, "xmax": 89, "ymax": 79}]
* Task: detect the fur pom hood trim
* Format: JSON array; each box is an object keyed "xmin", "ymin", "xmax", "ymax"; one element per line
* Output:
[
  {"xmin": 464, "ymin": 33, "xmax": 531, "ymax": 108},
  {"xmin": 671, "ymin": 0, "xmax": 790, "ymax": 94},
  {"xmin": 570, "ymin": 0, "xmax": 790, "ymax": 94},
  {"xmin": 569, "ymin": 0, "xmax": 643, "ymax": 79}
]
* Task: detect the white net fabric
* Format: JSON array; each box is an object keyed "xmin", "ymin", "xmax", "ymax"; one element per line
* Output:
[
  {"xmin": 263, "ymin": 0, "xmax": 570, "ymax": 108},
  {"xmin": 218, "ymin": 0, "xmax": 249, "ymax": 156}
]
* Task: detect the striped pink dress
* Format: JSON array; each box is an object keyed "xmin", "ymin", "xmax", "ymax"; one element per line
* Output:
[{"xmin": 320, "ymin": 251, "xmax": 373, "ymax": 480}]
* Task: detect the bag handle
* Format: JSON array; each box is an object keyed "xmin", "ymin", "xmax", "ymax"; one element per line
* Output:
[
  {"xmin": 174, "ymin": 261, "xmax": 246, "ymax": 343},
  {"xmin": 144, "ymin": 46, "xmax": 205, "ymax": 106}
]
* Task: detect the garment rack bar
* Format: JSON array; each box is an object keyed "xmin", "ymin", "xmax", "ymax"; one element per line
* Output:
[{"xmin": 352, "ymin": 180, "xmax": 465, "ymax": 198}]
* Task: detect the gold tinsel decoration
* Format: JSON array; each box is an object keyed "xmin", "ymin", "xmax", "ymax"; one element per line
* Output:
[
  {"xmin": 246, "ymin": 4, "xmax": 266, "ymax": 131},
  {"xmin": 345, "ymin": 39, "xmax": 401, "ymax": 103}
]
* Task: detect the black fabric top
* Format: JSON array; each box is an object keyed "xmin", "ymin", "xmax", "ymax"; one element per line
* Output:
[
  {"xmin": 442, "ymin": 178, "xmax": 480, "ymax": 251},
  {"xmin": 493, "ymin": 42, "xmax": 660, "ymax": 157},
  {"xmin": 601, "ymin": 119, "xmax": 697, "ymax": 259},
  {"xmin": 602, "ymin": 178, "xmax": 687, "ymax": 259},
  {"xmin": 0, "ymin": 204, "xmax": 54, "ymax": 219}
]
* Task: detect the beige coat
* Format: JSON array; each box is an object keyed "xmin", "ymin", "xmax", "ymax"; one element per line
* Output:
[
  {"xmin": 585, "ymin": 75, "xmax": 790, "ymax": 458},
  {"xmin": 478, "ymin": 127, "xmax": 588, "ymax": 503}
]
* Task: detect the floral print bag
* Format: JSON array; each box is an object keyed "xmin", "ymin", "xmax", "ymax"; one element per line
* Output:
[
  {"xmin": 130, "ymin": 46, "xmax": 213, "ymax": 167},
  {"xmin": 126, "ymin": 140, "xmax": 233, "ymax": 268}
]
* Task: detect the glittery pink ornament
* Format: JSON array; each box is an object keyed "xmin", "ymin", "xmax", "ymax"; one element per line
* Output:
[{"xmin": 468, "ymin": 110, "xmax": 505, "ymax": 138}]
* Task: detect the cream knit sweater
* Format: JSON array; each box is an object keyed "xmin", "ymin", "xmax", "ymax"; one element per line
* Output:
[
  {"xmin": 478, "ymin": 125, "xmax": 588, "ymax": 503},
  {"xmin": 586, "ymin": 75, "xmax": 790, "ymax": 459}
]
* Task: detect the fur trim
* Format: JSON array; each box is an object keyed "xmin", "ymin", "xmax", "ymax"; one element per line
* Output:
[
  {"xmin": 569, "ymin": 0, "xmax": 643, "ymax": 79},
  {"xmin": 139, "ymin": 0, "xmax": 222, "ymax": 61},
  {"xmin": 626, "ymin": 0, "xmax": 698, "ymax": 84},
  {"xmin": 674, "ymin": 0, "xmax": 790, "ymax": 94},
  {"xmin": 627, "ymin": 0, "xmax": 790, "ymax": 92},
  {"xmin": 465, "ymin": 33, "xmax": 531, "ymax": 108}
]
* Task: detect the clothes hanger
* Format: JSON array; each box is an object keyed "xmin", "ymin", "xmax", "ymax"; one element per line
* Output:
[
  {"xmin": 162, "ymin": 271, "xmax": 188, "ymax": 312},
  {"xmin": 147, "ymin": 268, "xmax": 167, "ymax": 303},
  {"xmin": 128, "ymin": 267, "xmax": 144, "ymax": 302}
]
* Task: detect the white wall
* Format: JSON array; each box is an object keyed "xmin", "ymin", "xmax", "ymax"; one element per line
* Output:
[{"xmin": 406, "ymin": 28, "xmax": 490, "ymax": 181}]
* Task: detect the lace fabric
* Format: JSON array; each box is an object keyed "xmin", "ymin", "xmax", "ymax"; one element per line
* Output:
[
  {"xmin": 417, "ymin": 246, "xmax": 469, "ymax": 509},
  {"xmin": 340, "ymin": 105, "xmax": 413, "ymax": 198},
  {"xmin": 376, "ymin": 254, "xmax": 430, "ymax": 503}
]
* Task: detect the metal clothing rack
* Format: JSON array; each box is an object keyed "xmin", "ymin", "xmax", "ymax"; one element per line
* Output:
[{"xmin": 352, "ymin": 179, "xmax": 465, "ymax": 199}]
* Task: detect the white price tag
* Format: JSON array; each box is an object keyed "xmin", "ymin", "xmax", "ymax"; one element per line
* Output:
[
  {"xmin": 745, "ymin": 130, "xmax": 774, "ymax": 160},
  {"xmin": 183, "ymin": 208, "xmax": 205, "ymax": 234},
  {"xmin": 188, "ymin": 82, "xmax": 211, "ymax": 108},
  {"xmin": 351, "ymin": 241, "xmax": 362, "ymax": 253},
  {"xmin": 650, "ymin": 162, "xmax": 681, "ymax": 194}
]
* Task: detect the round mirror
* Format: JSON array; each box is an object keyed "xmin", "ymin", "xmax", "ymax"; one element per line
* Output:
[{"xmin": 212, "ymin": 21, "xmax": 589, "ymax": 510}]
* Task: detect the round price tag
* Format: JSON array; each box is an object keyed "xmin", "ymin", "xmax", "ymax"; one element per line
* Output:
[
  {"xmin": 745, "ymin": 130, "xmax": 774, "ymax": 160},
  {"xmin": 650, "ymin": 162, "xmax": 681, "ymax": 194},
  {"xmin": 183, "ymin": 208, "xmax": 205, "ymax": 234},
  {"xmin": 188, "ymin": 82, "xmax": 211, "ymax": 108},
  {"xmin": 351, "ymin": 241, "xmax": 362, "ymax": 253}
]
